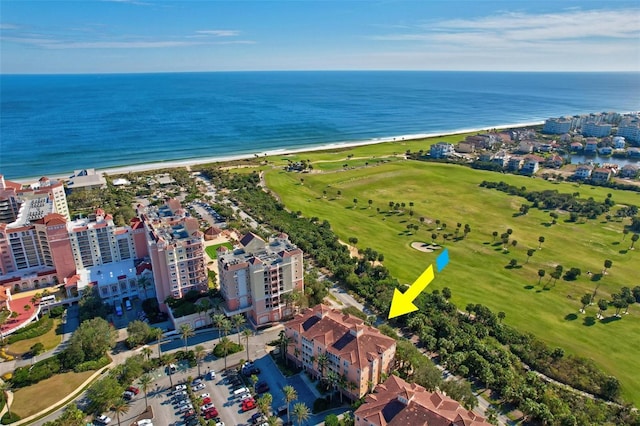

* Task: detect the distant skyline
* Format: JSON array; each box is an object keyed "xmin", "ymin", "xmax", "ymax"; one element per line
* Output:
[{"xmin": 1, "ymin": 0, "xmax": 639, "ymax": 74}]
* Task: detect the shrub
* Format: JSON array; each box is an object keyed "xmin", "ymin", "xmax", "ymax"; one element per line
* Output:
[
  {"xmin": 312, "ymin": 396, "xmax": 329, "ymax": 413},
  {"xmin": 1, "ymin": 412, "xmax": 20, "ymax": 424},
  {"xmin": 6, "ymin": 315, "xmax": 53, "ymax": 344},
  {"xmin": 11, "ymin": 355, "xmax": 62, "ymax": 388},
  {"xmin": 49, "ymin": 305, "xmax": 65, "ymax": 318},
  {"xmin": 74, "ymin": 356, "xmax": 110, "ymax": 372},
  {"xmin": 212, "ymin": 342, "xmax": 243, "ymax": 358}
]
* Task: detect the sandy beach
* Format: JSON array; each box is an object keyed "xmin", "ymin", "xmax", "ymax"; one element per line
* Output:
[{"xmin": 14, "ymin": 121, "xmax": 543, "ymax": 184}]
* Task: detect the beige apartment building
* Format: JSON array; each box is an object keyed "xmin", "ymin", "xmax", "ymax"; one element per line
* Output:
[
  {"xmin": 284, "ymin": 305, "xmax": 396, "ymax": 400},
  {"xmin": 139, "ymin": 199, "xmax": 207, "ymax": 310},
  {"xmin": 217, "ymin": 232, "xmax": 303, "ymax": 326}
]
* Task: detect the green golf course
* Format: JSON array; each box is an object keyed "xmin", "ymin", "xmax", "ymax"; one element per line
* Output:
[{"xmin": 262, "ymin": 145, "xmax": 640, "ymax": 406}]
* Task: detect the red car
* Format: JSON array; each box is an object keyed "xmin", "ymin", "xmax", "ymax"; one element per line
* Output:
[
  {"xmin": 241, "ymin": 399, "xmax": 256, "ymax": 412},
  {"xmin": 201, "ymin": 397, "xmax": 212, "ymax": 405},
  {"xmin": 204, "ymin": 407, "xmax": 219, "ymax": 418},
  {"xmin": 127, "ymin": 386, "xmax": 140, "ymax": 395}
]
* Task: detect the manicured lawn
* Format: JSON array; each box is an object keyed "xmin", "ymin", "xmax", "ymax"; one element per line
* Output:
[
  {"xmin": 265, "ymin": 159, "xmax": 640, "ymax": 405},
  {"xmin": 205, "ymin": 242, "xmax": 233, "ymax": 259},
  {"xmin": 11, "ymin": 370, "xmax": 95, "ymax": 419},
  {"xmin": 7, "ymin": 319, "xmax": 62, "ymax": 355}
]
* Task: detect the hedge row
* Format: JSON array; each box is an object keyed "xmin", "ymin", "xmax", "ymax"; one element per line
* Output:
[{"xmin": 6, "ymin": 315, "xmax": 53, "ymax": 344}]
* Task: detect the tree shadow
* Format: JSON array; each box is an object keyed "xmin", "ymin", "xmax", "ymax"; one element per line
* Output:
[
  {"xmin": 600, "ymin": 316, "xmax": 621, "ymax": 324},
  {"xmin": 591, "ymin": 273, "xmax": 603, "ymax": 282},
  {"xmin": 523, "ymin": 285, "xmax": 534, "ymax": 290},
  {"xmin": 483, "ymin": 242, "xmax": 491, "ymax": 245},
  {"xmin": 564, "ymin": 313, "xmax": 578, "ymax": 321},
  {"xmin": 612, "ymin": 241, "xmax": 620, "ymax": 245},
  {"xmin": 583, "ymin": 316, "xmax": 596, "ymax": 326},
  {"xmin": 619, "ymin": 249, "xmax": 628, "ymax": 254},
  {"xmin": 539, "ymin": 222, "xmax": 552, "ymax": 227}
]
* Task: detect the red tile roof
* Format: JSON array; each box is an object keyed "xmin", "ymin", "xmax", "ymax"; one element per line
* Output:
[{"xmin": 355, "ymin": 375, "xmax": 491, "ymax": 426}]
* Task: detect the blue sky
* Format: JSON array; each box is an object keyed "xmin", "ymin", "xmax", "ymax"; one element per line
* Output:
[{"xmin": 1, "ymin": 0, "xmax": 639, "ymax": 73}]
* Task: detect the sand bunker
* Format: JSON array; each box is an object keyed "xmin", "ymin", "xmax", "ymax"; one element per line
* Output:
[{"xmin": 411, "ymin": 242, "xmax": 442, "ymax": 253}]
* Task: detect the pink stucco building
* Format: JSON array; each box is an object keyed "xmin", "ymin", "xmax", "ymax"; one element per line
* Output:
[{"xmin": 284, "ymin": 305, "xmax": 396, "ymax": 400}]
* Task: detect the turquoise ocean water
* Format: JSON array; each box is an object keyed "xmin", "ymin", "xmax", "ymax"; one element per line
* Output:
[{"xmin": 1, "ymin": 71, "xmax": 639, "ymax": 180}]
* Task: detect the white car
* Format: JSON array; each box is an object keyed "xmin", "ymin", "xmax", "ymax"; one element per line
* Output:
[
  {"xmin": 96, "ymin": 414, "xmax": 112, "ymax": 424},
  {"xmin": 178, "ymin": 403, "xmax": 194, "ymax": 412},
  {"xmin": 136, "ymin": 420, "xmax": 153, "ymax": 426},
  {"xmin": 175, "ymin": 384, "xmax": 187, "ymax": 391},
  {"xmin": 193, "ymin": 382, "xmax": 206, "ymax": 391},
  {"xmin": 199, "ymin": 392, "xmax": 210, "ymax": 399},
  {"xmin": 215, "ymin": 421, "xmax": 225, "ymax": 426},
  {"xmin": 200, "ymin": 403, "xmax": 215, "ymax": 412}
]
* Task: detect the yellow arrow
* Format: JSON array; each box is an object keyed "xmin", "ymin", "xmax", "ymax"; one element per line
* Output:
[{"xmin": 388, "ymin": 264, "xmax": 435, "ymax": 319}]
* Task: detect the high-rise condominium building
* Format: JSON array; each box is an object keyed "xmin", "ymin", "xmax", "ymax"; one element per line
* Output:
[{"xmin": 217, "ymin": 232, "xmax": 303, "ymax": 326}]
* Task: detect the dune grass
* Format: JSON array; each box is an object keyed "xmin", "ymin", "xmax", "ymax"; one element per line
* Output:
[
  {"xmin": 265, "ymin": 159, "xmax": 640, "ymax": 406},
  {"xmin": 10, "ymin": 370, "xmax": 95, "ymax": 419}
]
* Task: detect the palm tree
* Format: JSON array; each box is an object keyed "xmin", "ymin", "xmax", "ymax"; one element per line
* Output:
[
  {"xmin": 283, "ymin": 385, "xmax": 297, "ymax": 426},
  {"xmin": 256, "ymin": 392, "xmax": 273, "ymax": 417},
  {"xmin": 242, "ymin": 328, "xmax": 253, "ymax": 361},
  {"xmin": 538, "ymin": 235, "xmax": 545, "ymax": 249},
  {"xmin": 597, "ymin": 299, "xmax": 609, "ymax": 319},
  {"xmin": 326, "ymin": 370, "xmax": 340, "ymax": 403},
  {"xmin": 138, "ymin": 374, "xmax": 153, "ymax": 409},
  {"xmin": 220, "ymin": 318, "xmax": 232, "ymax": 338},
  {"xmin": 163, "ymin": 353, "xmax": 178, "ymax": 387},
  {"xmin": 210, "ymin": 313, "xmax": 226, "ymax": 343},
  {"xmin": 219, "ymin": 336, "xmax": 233, "ymax": 370},
  {"xmin": 112, "ymin": 398, "xmax": 130, "ymax": 426},
  {"xmin": 603, "ymin": 259, "xmax": 613, "ymax": 275},
  {"xmin": 622, "ymin": 229, "xmax": 629, "ymax": 241},
  {"xmin": 137, "ymin": 275, "xmax": 152, "ymax": 299},
  {"xmin": 497, "ymin": 311, "xmax": 506, "ymax": 323},
  {"xmin": 316, "ymin": 352, "xmax": 329, "ymax": 383},
  {"xmin": 537, "ymin": 269, "xmax": 545, "ymax": 284},
  {"xmin": 232, "ymin": 314, "xmax": 246, "ymax": 345},
  {"xmin": 141, "ymin": 347, "xmax": 152, "ymax": 362},
  {"xmin": 492, "ymin": 231, "xmax": 498, "ymax": 242},
  {"xmin": 151, "ymin": 327, "xmax": 163, "ymax": 361},
  {"xmin": 179, "ymin": 323, "xmax": 195, "ymax": 352},
  {"xmin": 194, "ymin": 345, "xmax": 206, "ymax": 378},
  {"xmin": 293, "ymin": 402, "xmax": 310, "ymax": 426},
  {"xmin": 277, "ymin": 330, "xmax": 292, "ymax": 364},
  {"xmin": 631, "ymin": 233, "xmax": 639, "ymax": 250},
  {"xmin": 580, "ymin": 293, "xmax": 592, "ymax": 313}
]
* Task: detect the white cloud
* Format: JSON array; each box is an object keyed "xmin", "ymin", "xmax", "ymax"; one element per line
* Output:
[
  {"xmin": 196, "ymin": 30, "xmax": 241, "ymax": 37},
  {"xmin": 0, "ymin": 23, "xmax": 20, "ymax": 30}
]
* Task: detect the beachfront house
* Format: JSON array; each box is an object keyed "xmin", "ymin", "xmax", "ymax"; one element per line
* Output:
[
  {"xmin": 620, "ymin": 165, "xmax": 639, "ymax": 179},
  {"xmin": 591, "ymin": 168, "xmax": 612, "ymax": 183},
  {"xmin": 574, "ymin": 165, "xmax": 593, "ymax": 180},
  {"xmin": 429, "ymin": 142, "xmax": 454, "ymax": 159}
]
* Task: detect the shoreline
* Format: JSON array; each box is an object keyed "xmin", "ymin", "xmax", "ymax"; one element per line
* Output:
[{"xmin": 13, "ymin": 120, "xmax": 544, "ymax": 184}]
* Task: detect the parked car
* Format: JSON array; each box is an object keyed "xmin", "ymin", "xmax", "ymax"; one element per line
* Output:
[
  {"xmin": 204, "ymin": 407, "xmax": 219, "ymax": 418},
  {"xmin": 201, "ymin": 403, "xmax": 215, "ymax": 412},
  {"xmin": 199, "ymin": 393, "xmax": 210, "ymax": 399},
  {"xmin": 207, "ymin": 370, "xmax": 216, "ymax": 379},
  {"xmin": 251, "ymin": 413, "xmax": 267, "ymax": 424},
  {"xmin": 193, "ymin": 382, "xmax": 205, "ymax": 391},
  {"xmin": 201, "ymin": 397, "xmax": 212, "ymax": 405},
  {"xmin": 123, "ymin": 390, "xmax": 135, "ymax": 400},
  {"xmin": 127, "ymin": 386, "xmax": 140, "ymax": 395},
  {"xmin": 174, "ymin": 384, "xmax": 187, "ymax": 391},
  {"xmin": 96, "ymin": 414, "xmax": 112, "ymax": 424},
  {"xmin": 242, "ymin": 365, "xmax": 261, "ymax": 376},
  {"xmin": 255, "ymin": 381, "xmax": 269, "ymax": 394},
  {"xmin": 241, "ymin": 398, "xmax": 256, "ymax": 412},
  {"xmin": 277, "ymin": 405, "xmax": 288, "ymax": 416},
  {"xmin": 136, "ymin": 420, "xmax": 153, "ymax": 426}
]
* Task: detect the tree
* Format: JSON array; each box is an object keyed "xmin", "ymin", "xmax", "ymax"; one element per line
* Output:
[
  {"xmin": 150, "ymin": 327, "xmax": 163, "ymax": 361},
  {"xmin": 603, "ymin": 259, "xmax": 613, "ymax": 275},
  {"xmin": 492, "ymin": 231, "xmax": 498, "ymax": 242},
  {"xmin": 179, "ymin": 323, "xmax": 195, "ymax": 352},
  {"xmin": 194, "ymin": 344, "xmax": 206, "ymax": 378},
  {"xmin": 232, "ymin": 314, "xmax": 246, "ymax": 345},
  {"xmin": 256, "ymin": 392, "xmax": 273, "ymax": 417},
  {"xmin": 210, "ymin": 313, "xmax": 226, "ymax": 343},
  {"xmin": 111, "ymin": 397, "xmax": 130, "ymax": 426},
  {"xmin": 497, "ymin": 311, "xmax": 506, "ymax": 323},
  {"xmin": 511, "ymin": 240, "xmax": 518, "ymax": 249},
  {"xmin": 622, "ymin": 228, "xmax": 629, "ymax": 241},
  {"xmin": 316, "ymin": 352, "xmax": 329, "ymax": 382},
  {"xmin": 242, "ymin": 328, "xmax": 254, "ymax": 361},
  {"xmin": 141, "ymin": 346, "xmax": 152, "ymax": 361},
  {"xmin": 526, "ymin": 249, "xmax": 535, "ymax": 264},
  {"xmin": 67, "ymin": 317, "xmax": 117, "ymax": 362},
  {"xmin": 353, "ymin": 198, "xmax": 358, "ymax": 208},
  {"xmin": 283, "ymin": 385, "xmax": 298, "ymax": 426},
  {"xmin": 368, "ymin": 199, "xmax": 373, "ymax": 209},
  {"xmin": 538, "ymin": 236, "xmax": 545, "ymax": 249},
  {"xmin": 87, "ymin": 376, "xmax": 123, "ymax": 414},
  {"xmin": 537, "ymin": 269, "xmax": 546, "ymax": 284},
  {"xmin": 219, "ymin": 336, "xmax": 234, "ymax": 370},
  {"xmin": 278, "ymin": 330, "xmax": 292, "ymax": 363},
  {"xmin": 0, "ymin": 381, "xmax": 12, "ymax": 420},
  {"xmin": 326, "ymin": 370, "xmax": 340, "ymax": 402},
  {"xmin": 163, "ymin": 352, "xmax": 178, "ymax": 387},
  {"xmin": 293, "ymin": 402, "xmax": 310, "ymax": 426},
  {"xmin": 597, "ymin": 299, "xmax": 609, "ymax": 319},
  {"xmin": 631, "ymin": 233, "xmax": 639, "ymax": 250},
  {"xmin": 509, "ymin": 259, "xmax": 518, "ymax": 268},
  {"xmin": 138, "ymin": 374, "xmax": 153, "ymax": 409},
  {"xmin": 43, "ymin": 403, "xmax": 84, "ymax": 426},
  {"xmin": 549, "ymin": 271, "xmax": 561, "ymax": 285}
]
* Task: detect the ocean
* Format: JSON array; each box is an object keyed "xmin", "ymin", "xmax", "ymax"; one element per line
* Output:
[{"xmin": 1, "ymin": 71, "xmax": 639, "ymax": 180}]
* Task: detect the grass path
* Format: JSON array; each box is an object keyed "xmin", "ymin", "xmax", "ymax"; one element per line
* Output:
[{"xmin": 265, "ymin": 160, "xmax": 640, "ymax": 405}]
